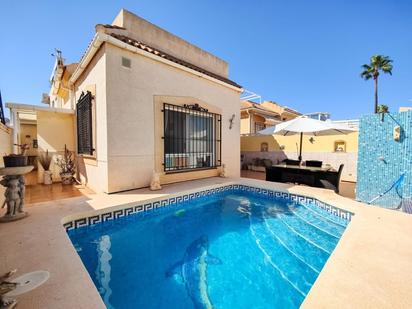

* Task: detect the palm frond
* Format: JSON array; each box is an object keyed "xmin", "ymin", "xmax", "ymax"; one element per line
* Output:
[
  {"xmin": 361, "ymin": 54, "xmax": 393, "ymax": 79},
  {"xmin": 361, "ymin": 64, "xmax": 372, "ymax": 70},
  {"xmin": 360, "ymin": 64, "xmax": 373, "ymax": 80},
  {"xmin": 360, "ymin": 72, "xmax": 372, "ymax": 80}
]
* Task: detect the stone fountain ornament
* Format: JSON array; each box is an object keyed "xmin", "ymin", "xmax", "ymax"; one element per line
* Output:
[
  {"xmin": 0, "ymin": 166, "xmax": 33, "ymax": 223},
  {"xmin": 0, "ymin": 269, "xmax": 50, "ymax": 308}
]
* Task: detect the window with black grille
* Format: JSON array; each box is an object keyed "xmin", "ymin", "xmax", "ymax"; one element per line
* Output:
[
  {"xmin": 163, "ymin": 103, "xmax": 221, "ymax": 172},
  {"xmin": 76, "ymin": 91, "xmax": 94, "ymax": 155}
]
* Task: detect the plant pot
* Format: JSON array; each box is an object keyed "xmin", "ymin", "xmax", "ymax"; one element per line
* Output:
[
  {"xmin": 43, "ymin": 170, "xmax": 52, "ymax": 185},
  {"xmin": 3, "ymin": 155, "xmax": 28, "ymax": 167},
  {"xmin": 60, "ymin": 172, "xmax": 73, "ymax": 185}
]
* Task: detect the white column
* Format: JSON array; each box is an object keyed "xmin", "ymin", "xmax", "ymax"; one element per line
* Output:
[{"xmin": 11, "ymin": 109, "xmax": 19, "ymax": 153}]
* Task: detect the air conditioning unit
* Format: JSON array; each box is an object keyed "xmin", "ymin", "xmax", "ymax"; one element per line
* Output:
[{"xmin": 41, "ymin": 93, "xmax": 50, "ymax": 104}]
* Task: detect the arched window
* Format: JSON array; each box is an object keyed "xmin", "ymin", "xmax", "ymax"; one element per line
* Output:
[
  {"xmin": 334, "ymin": 140, "xmax": 346, "ymax": 152},
  {"xmin": 261, "ymin": 142, "xmax": 269, "ymax": 152}
]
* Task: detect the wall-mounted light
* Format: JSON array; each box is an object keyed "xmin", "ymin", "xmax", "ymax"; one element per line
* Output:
[
  {"xmin": 393, "ymin": 125, "xmax": 401, "ymax": 141},
  {"xmin": 229, "ymin": 114, "xmax": 235, "ymax": 129}
]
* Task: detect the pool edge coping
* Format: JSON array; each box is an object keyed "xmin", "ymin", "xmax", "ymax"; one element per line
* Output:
[{"xmin": 61, "ymin": 180, "xmax": 354, "ymax": 231}]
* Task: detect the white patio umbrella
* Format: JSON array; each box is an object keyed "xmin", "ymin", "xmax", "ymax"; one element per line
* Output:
[{"xmin": 258, "ymin": 116, "xmax": 355, "ymax": 161}]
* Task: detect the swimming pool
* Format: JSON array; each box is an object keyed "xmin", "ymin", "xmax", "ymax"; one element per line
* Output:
[{"xmin": 67, "ymin": 185, "xmax": 351, "ymax": 308}]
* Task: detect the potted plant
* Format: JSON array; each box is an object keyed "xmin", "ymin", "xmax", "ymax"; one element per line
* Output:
[
  {"xmin": 55, "ymin": 145, "xmax": 75, "ymax": 185},
  {"xmin": 3, "ymin": 144, "xmax": 29, "ymax": 167},
  {"xmin": 38, "ymin": 150, "xmax": 53, "ymax": 185},
  {"xmin": 377, "ymin": 104, "xmax": 389, "ymax": 113}
]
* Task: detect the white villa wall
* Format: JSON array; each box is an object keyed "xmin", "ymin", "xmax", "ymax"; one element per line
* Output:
[
  {"xmin": 111, "ymin": 9, "xmax": 228, "ymax": 78},
  {"xmin": 105, "ymin": 43, "xmax": 241, "ymax": 193},
  {"xmin": 74, "ymin": 46, "xmax": 109, "ymax": 193},
  {"xmin": 0, "ymin": 123, "xmax": 12, "ymax": 164}
]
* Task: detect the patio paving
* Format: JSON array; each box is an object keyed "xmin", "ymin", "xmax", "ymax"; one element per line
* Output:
[{"xmin": 25, "ymin": 183, "xmax": 95, "ymax": 205}]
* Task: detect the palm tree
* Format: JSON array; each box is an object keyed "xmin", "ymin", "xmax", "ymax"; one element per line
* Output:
[{"xmin": 360, "ymin": 55, "xmax": 393, "ymax": 113}]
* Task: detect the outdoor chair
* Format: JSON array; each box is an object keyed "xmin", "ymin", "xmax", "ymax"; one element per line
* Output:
[
  {"xmin": 319, "ymin": 164, "xmax": 344, "ymax": 193},
  {"xmin": 263, "ymin": 159, "xmax": 273, "ymax": 168},
  {"xmin": 282, "ymin": 159, "xmax": 300, "ymax": 166},
  {"xmin": 305, "ymin": 160, "xmax": 322, "ymax": 167}
]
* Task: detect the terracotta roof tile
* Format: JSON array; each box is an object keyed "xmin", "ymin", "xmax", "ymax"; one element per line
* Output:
[
  {"xmin": 284, "ymin": 107, "xmax": 301, "ymax": 115},
  {"xmin": 109, "ymin": 33, "xmax": 242, "ymax": 89}
]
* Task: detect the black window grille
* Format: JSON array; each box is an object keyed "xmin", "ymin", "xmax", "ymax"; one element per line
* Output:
[
  {"xmin": 163, "ymin": 103, "xmax": 221, "ymax": 172},
  {"xmin": 76, "ymin": 91, "xmax": 94, "ymax": 155}
]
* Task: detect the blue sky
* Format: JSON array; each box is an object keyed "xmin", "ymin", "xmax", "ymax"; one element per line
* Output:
[{"xmin": 0, "ymin": 0, "xmax": 411, "ymax": 119}]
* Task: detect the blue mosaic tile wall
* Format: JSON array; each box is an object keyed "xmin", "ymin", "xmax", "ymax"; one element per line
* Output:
[{"xmin": 356, "ymin": 110, "xmax": 412, "ymax": 208}]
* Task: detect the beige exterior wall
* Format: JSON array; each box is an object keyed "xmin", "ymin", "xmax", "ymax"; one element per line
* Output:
[
  {"xmin": 104, "ymin": 43, "xmax": 240, "ymax": 193},
  {"xmin": 111, "ymin": 9, "xmax": 228, "ymax": 78},
  {"xmin": 240, "ymin": 116, "xmax": 250, "ymax": 135},
  {"xmin": 19, "ymin": 123, "xmax": 37, "ymax": 156},
  {"xmin": 74, "ymin": 46, "xmax": 109, "ymax": 193},
  {"xmin": 36, "ymin": 111, "xmax": 75, "ymax": 183},
  {"xmin": 0, "ymin": 123, "xmax": 11, "ymax": 166},
  {"xmin": 240, "ymin": 112, "xmax": 276, "ymax": 135}
]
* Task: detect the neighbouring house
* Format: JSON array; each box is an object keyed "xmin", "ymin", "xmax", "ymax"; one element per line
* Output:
[
  {"xmin": 240, "ymin": 102, "xmax": 359, "ymax": 181},
  {"xmin": 240, "ymin": 100, "xmax": 301, "ymax": 135},
  {"xmin": 7, "ymin": 9, "xmax": 242, "ymax": 193},
  {"xmin": 306, "ymin": 112, "xmax": 331, "ymax": 121}
]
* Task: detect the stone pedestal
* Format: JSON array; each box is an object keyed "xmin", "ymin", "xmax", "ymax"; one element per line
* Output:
[{"xmin": 0, "ymin": 166, "xmax": 34, "ymax": 223}]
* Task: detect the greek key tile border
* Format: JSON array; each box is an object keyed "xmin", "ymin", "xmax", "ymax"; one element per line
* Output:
[{"xmin": 63, "ymin": 184, "xmax": 353, "ymax": 231}]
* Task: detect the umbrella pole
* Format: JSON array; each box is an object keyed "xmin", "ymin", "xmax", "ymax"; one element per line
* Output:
[{"xmin": 298, "ymin": 132, "xmax": 303, "ymax": 162}]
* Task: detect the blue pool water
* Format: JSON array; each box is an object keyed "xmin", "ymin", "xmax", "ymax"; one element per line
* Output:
[{"xmin": 68, "ymin": 190, "xmax": 348, "ymax": 308}]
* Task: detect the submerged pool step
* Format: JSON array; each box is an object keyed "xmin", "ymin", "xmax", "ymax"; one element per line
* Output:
[
  {"xmin": 301, "ymin": 201, "xmax": 348, "ymax": 228},
  {"xmin": 276, "ymin": 212, "xmax": 339, "ymax": 254},
  {"xmin": 263, "ymin": 215, "xmax": 330, "ymax": 272},
  {"xmin": 291, "ymin": 207, "xmax": 344, "ymax": 238},
  {"xmin": 225, "ymin": 194, "xmax": 339, "ymax": 256},
  {"xmin": 249, "ymin": 213, "xmax": 317, "ymax": 296}
]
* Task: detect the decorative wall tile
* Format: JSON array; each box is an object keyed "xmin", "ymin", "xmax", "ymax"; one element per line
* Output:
[
  {"xmin": 357, "ymin": 111, "xmax": 412, "ymax": 208},
  {"xmin": 64, "ymin": 184, "xmax": 353, "ymax": 231}
]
